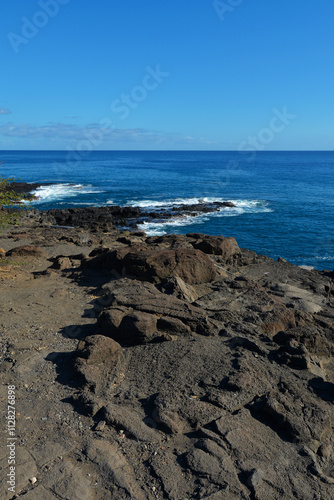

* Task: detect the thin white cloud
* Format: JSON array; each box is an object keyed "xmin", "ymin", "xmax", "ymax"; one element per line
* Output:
[
  {"xmin": 0, "ymin": 122, "xmax": 212, "ymax": 145},
  {"xmin": 0, "ymin": 108, "xmax": 12, "ymax": 115}
]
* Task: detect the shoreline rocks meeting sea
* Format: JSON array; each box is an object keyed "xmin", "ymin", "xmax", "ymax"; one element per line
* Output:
[{"xmin": 0, "ymin": 199, "xmax": 333, "ymax": 499}]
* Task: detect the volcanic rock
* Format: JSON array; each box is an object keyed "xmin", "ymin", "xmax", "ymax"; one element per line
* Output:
[
  {"xmin": 158, "ymin": 276, "xmax": 199, "ymax": 302},
  {"xmin": 85, "ymin": 246, "xmax": 217, "ymax": 284},
  {"xmin": 1, "ymin": 214, "xmax": 334, "ymax": 500},
  {"xmin": 188, "ymin": 233, "xmax": 241, "ymax": 263},
  {"xmin": 98, "ymin": 278, "xmax": 218, "ymax": 340},
  {"xmin": 74, "ymin": 335, "xmax": 125, "ymax": 412}
]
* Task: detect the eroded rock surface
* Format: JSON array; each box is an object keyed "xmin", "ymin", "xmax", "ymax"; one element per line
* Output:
[{"xmin": 0, "ymin": 214, "xmax": 333, "ymax": 499}]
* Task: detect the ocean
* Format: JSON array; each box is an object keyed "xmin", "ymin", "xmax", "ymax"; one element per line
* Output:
[{"xmin": 1, "ymin": 150, "xmax": 333, "ymax": 270}]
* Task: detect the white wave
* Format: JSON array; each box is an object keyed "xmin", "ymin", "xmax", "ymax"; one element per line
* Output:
[
  {"xmin": 138, "ymin": 217, "xmax": 204, "ymax": 236},
  {"xmin": 215, "ymin": 199, "xmax": 273, "ymax": 216},
  {"xmin": 126, "ymin": 197, "xmax": 229, "ymax": 208},
  {"xmin": 126, "ymin": 197, "xmax": 272, "ymax": 214},
  {"xmin": 231, "ymin": 199, "xmax": 272, "ymax": 210},
  {"xmin": 137, "ymin": 212, "xmax": 218, "ymax": 236},
  {"xmin": 136, "ymin": 198, "xmax": 273, "ymax": 235},
  {"xmin": 29, "ymin": 183, "xmax": 104, "ymax": 203}
]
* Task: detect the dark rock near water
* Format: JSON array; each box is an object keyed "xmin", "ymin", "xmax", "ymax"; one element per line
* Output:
[
  {"xmin": 6, "ymin": 181, "xmax": 46, "ymax": 195},
  {"xmin": 187, "ymin": 233, "xmax": 241, "ymax": 262},
  {"xmin": 44, "ymin": 206, "xmax": 142, "ymax": 229},
  {"xmin": 1, "ymin": 181, "xmax": 48, "ymax": 205},
  {"xmin": 84, "ymin": 246, "xmax": 217, "ymax": 284},
  {"xmin": 25, "ymin": 199, "xmax": 238, "ymax": 232}
]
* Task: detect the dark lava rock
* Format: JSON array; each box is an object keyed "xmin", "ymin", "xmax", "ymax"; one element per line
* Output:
[
  {"xmin": 137, "ymin": 248, "xmax": 217, "ymax": 284},
  {"xmin": 84, "ymin": 246, "xmax": 217, "ymax": 284},
  {"xmin": 32, "ymin": 201, "xmax": 237, "ymax": 232},
  {"xmin": 42, "ymin": 206, "xmax": 141, "ymax": 229},
  {"xmin": 98, "ymin": 278, "xmax": 218, "ymax": 340},
  {"xmin": 5, "ymin": 181, "xmax": 46, "ymax": 194},
  {"xmin": 74, "ymin": 335, "xmax": 125, "ymax": 413},
  {"xmin": 187, "ymin": 233, "xmax": 241, "ymax": 262}
]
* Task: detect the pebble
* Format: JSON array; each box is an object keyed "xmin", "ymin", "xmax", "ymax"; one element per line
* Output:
[{"xmin": 95, "ymin": 420, "xmax": 106, "ymax": 431}]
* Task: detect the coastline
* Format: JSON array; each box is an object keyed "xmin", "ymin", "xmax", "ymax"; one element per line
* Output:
[
  {"xmin": 5, "ymin": 168, "xmax": 333, "ymax": 270},
  {"xmin": 0, "ymin": 208, "xmax": 333, "ymax": 498}
]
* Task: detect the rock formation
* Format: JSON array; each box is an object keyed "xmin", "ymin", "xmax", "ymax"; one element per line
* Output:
[{"xmin": 0, "ymin": 209, "xmax": 333, "ymax": 499}]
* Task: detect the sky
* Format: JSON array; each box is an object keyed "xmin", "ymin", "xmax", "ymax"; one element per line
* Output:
[{"xmin": 1, "ymin": 0, "xmax": 334, "ymax": 151}]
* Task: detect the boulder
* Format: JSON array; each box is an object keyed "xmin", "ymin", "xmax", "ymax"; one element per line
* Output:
[
  {"xmin": 188, "ymin": 234, "xmax": 241, "ymax": 262},
  {"xmin": 98, "ymin": 278, "xmax": 218, "ymax": 340},
  {"xmin": 159, "ymin": 276, "xmax": 198, "ymax": 302},
  {"xmin": 99, "ymin": 305, "xmax": 193, "ymax": 345},
  {"xmin": 145, "ymin": 234, "xmax": 193, "ymax": 249},
  {"xmin": 85, "ymin": 246, "xmax": 217, "ymax": 284},
  {"xmin": 117, "ymin": 310, "xmax": 160, "ymax": 345},
  {"xmin": 6, "ymin": 245, "xmax": 48, "ymax": 258},
  {"xmin": 273, "ymin": 325, "xmax": 334, "ymax": 357},
  {"xmin": 50, "ymin": 256, "xmax": 72, "ymax": 270},
  {"xmin": 74, "ymin": 335, "xmax": 124, "ymax": 408},
  {"xmin": 76, "ymin": 334, "xmax": 123, "ymax": 363},
  {"xmin": 145, "ymin": 248, "xmax": 216, "ymax": 284}
]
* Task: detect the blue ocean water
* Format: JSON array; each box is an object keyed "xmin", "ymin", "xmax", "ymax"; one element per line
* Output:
[{"xmin": 1, "ymin": 150, "xmax": 333, "ymax": 270}]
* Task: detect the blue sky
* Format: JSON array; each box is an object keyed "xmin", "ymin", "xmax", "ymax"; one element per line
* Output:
[{"xmin": 1, "ymin": 0, "xmax": 334, "ymax": 150}]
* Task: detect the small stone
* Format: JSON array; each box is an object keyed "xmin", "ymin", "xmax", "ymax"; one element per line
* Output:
[
  {"xmin": 318, "ymin": 443, "xmax": 332, "ymax": 460},
  {"xmin": 50, "ymin": 256, "xmax": 72, "ymax": 270},
  {"xmin": 247, "ymin": 468, "xmax": 263, "ymax": 488},
  {"xmin": 29, "ymin": 477, "xmax": 37, "ymax": 484},
  {"xmin": 95, "ymin": 420, "xmax": 106, "ymax": 431}
]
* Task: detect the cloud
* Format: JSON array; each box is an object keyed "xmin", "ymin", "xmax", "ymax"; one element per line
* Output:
[
  {"xmin": 0, "ymin": 121, "xmax": 212, "ymax": 146},
  {"xmin": 0, "ymin": 108, "xmax": 12, "ymax": 115}
]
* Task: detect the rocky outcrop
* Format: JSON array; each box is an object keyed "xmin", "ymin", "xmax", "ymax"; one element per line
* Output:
[
  {"xmin": 187, "ymin": 233, "xmax": 241, "ymax": 263},
  {"xmin": 1, "ymin": 217, "xmax": 334, "ymax": 500},
  {"xmin": 22, "ymin": 199, "xmax": 237, "ymax": 231},
  {"xmin": 64, "ymin": 230, "xmax": 334, "ymax": 498},
  {"xmin": 5, "ymin": 181, "xmax": 46, "ymax": 194},
  {"xmin": 84, "ymin": 246, "xmax": 217, "ymax": 284},
  {"xmin": 44, "ymin": 206, "xmax": 141, "ymax": 228},
  {"xmin": 98, "ymin": 278, "xmax": 218, "ymax": 342}
]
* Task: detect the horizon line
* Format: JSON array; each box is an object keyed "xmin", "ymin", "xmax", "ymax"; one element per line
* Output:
[{"xmin": 1, "ymin": 149, "xmax": 334, "ymax": 153}]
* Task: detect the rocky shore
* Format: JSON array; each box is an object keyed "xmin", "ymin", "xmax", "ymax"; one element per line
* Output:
[
  {"xmin": 0, "ymin": 207, "xmax": 333, "ymax": 499},
  {"xmin": 27, "ymin": 200, "xmax": 237, "ymax": 231}
]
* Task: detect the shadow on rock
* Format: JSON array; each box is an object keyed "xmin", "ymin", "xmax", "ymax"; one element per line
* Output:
[{"xmin": 308, "ymin": 377, "xmax": 334, "ymax": 402}]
